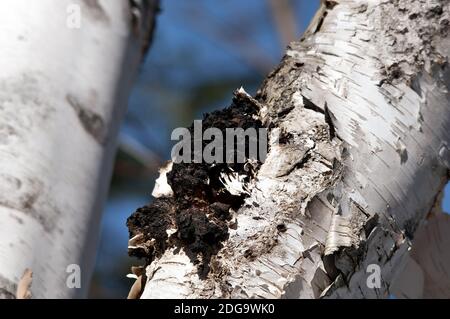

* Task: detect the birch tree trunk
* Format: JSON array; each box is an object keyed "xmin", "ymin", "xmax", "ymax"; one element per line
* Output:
[
  {"xmin": 130, "ymin": 0, "xmax": 450, "ymax": 299},
  {"xmin": 0, "ymin": 0, "xmax": 158, "ymax": 298}
]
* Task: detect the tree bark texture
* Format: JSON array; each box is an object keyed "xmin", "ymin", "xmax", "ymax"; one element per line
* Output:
[
  {"xmin": 129, "ymin": 0, "xmax": 450, "ymax": 299},
  {"xmin": 0, "ymin": 0, "xmax": 159, "ymax": 298}
]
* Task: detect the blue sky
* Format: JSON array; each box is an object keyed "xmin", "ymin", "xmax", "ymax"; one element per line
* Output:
[{"xmin": 444, "ymin": 184, "xmax": 450, "ymax": 212}]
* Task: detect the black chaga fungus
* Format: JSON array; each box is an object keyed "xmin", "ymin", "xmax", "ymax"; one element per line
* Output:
[
  {"xmin": 126, "ymin": 197, "xmax": 175, "ymax": 260},
  {"xmin": 127, "ymin": 90, "xmax": 267, "ymax": 277},
  {"xmin": 210, "ymin": 202, "xmax": 232, "ymax": 221}
]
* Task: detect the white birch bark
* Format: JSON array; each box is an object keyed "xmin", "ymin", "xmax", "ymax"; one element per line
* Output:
[
  {"xmin": 0, "ymin": 0, "xmax": 158, "ymax": 298},
  {"xmin": 137, "ymin": 0, "xmax": 450, "ymax": 299}
]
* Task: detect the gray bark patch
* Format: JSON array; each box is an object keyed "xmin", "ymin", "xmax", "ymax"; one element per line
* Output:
[
  {"xmin": 0, "ymin": 275, "xmax": 16, "ymax": 299},
  {"xmin": 0, "ymin": 124, "xmax": 18, "ymax": 146},
  {"xmin": 374, "ymin": 0, "xmax": 449, "ymax": 85},
  {"xmin": 0, "ymin": 73, "xmax": 54, "ymax": 141},
  {"xmin": 82, "ymin": 0, "xmax": 110, "ymax": 24},
  {"xmin": 0, "ymin": 175, "xmax": 61, "ymax": 233},
  {"xmin": 66, "ymin": 94, "xmax": 106, "ymax": 145}
]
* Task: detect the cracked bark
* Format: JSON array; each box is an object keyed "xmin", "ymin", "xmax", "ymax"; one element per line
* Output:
[
  {"xmin": 0, "ymin": 0, "xmax": 159, "ymax": 298},
  {"xmin": 131, "ymin": 0, "xmax": 450, "ymax": 299}
]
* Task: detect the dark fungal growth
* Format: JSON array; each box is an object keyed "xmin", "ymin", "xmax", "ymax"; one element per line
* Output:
[{"xmin": 127, "ymin": 89, "xmax": 267, "ymax": 278}]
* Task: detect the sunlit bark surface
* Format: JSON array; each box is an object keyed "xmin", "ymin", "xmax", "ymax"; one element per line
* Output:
[
  {"xmin": 0, "ymin": 0, "xmax": 158, "ymax": 298},
  {"xmin": 133, "ymin": 0, "xmax": 450, "ymax": 299}
]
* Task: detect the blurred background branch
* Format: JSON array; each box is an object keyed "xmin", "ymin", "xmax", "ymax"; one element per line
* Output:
[{"xmin": 268, "ymin": 0, "xmax": 298, "ymax": 48}]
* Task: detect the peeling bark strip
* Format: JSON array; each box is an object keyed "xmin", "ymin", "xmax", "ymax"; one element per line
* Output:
[
  {"xmin": 16, "ymin": 268, "xmax": 33, "ymax": 299},
  {"xmin": 134, "ymin": 0, "xmax": 450, "ymax": 299}
]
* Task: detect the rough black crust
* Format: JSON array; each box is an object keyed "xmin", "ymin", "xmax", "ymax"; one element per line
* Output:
[{"xmin": 127, "ymin": 91, "xmax": 267, "ymax": 278}]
